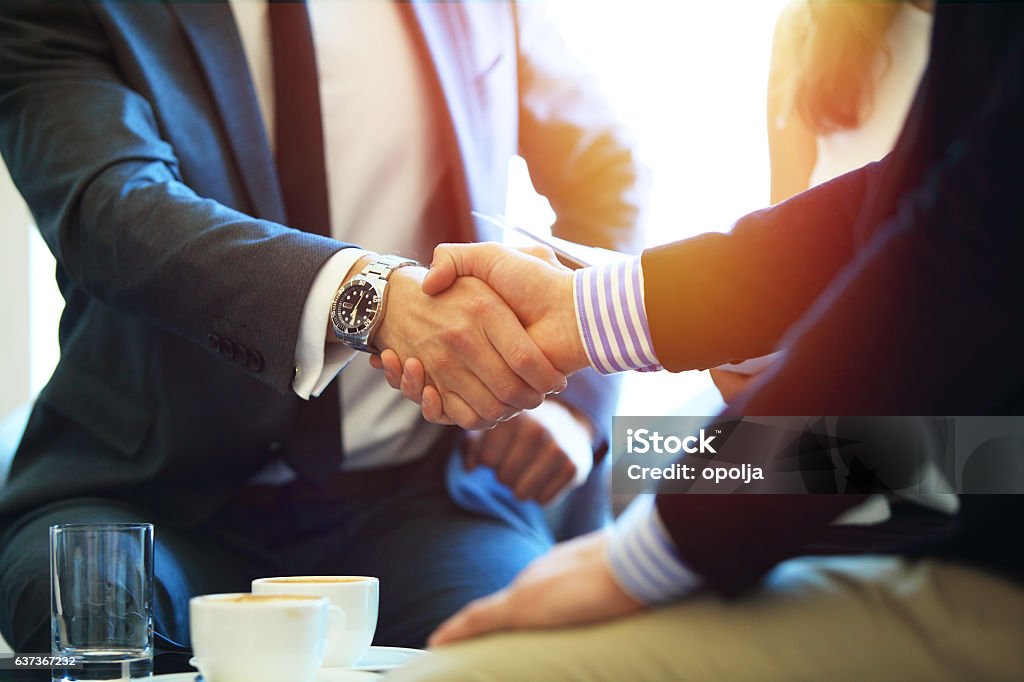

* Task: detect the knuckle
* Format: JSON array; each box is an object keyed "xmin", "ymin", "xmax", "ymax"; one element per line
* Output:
[
  {"xmin": 496, "ymin": 383, "xmax": 536, "ymax": 410},
  {"xmin": 505, "ymin": 344, "xmax": 536, "ymax": 375},
  {"xmin": 435, "ymin": 354, "xmax": 461, "ymax": 377},
  {"xmin": 467, "ymin": 294, "xmax": 491, "ymax": 317},
  {"xmin": 492, "ymin": 380, "xmax": 520, "ymax": 405},
  {"xmin": 481, "ymin": 401, "xmax": 509, "ymax": 424},
  {"xmin": 431, "ymin": 357, "xmax": 456, "ymax": 380},
  {"xmin": 439, "ymin": 327, "xmax": 469, "ymax": 353}
]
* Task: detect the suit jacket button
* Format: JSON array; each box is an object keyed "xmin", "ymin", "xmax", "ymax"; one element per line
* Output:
[
  {"xmin": 235, "ymin": 344, "xmax": 249, "ymax": 365},
  {"xmin": 219, "ymin": 338, "xmax": 235, "ymax": 360},
  {"xmin": 208, "ymin": 333, "xmax": 220, "ymax": 351},
  {"xmin": 248, "ymin": 351, "xmax": 264, "ymax": 372}
]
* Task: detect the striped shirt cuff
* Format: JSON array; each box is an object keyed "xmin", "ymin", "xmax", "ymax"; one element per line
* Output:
[
  {"xmin": 572, "ymin": 256, "xmax": 662, "ymax": 375},
  {"xmin": 605, "ymin": 496, "xmax": 701, "ymax": 604}
]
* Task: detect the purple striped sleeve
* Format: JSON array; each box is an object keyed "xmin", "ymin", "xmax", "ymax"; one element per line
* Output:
[
  {"xmin": 572, "ymin": 256, "xmax": 662, "ymax": 374},
  {"xmin": 605, "ymin": 497, "xmax": 701, "ymax": 604}
]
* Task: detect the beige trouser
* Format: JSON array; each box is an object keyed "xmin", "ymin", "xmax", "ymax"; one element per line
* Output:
[{"xmin": 385, "ymin": 556, "xmax": 1024, "ymax": 682}]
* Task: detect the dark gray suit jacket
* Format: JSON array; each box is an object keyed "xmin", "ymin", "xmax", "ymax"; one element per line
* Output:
[{"xmin": 0, "ymin": 1, "xmax": 645, "ymax": 526}]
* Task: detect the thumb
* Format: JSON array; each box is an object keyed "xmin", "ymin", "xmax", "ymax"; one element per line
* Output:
[{"xmin": 421, "ymin": 242, "xmax": 507, "ymax": 296}]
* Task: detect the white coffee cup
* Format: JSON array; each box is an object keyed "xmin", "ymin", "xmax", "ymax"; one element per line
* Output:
[
  {"xmin": 189, "ymin": 593, "xmax": 345, "ymax": 682},
  {"xmin": 252, "ymin": 576, "xmax": 379, "ymax": 667}
]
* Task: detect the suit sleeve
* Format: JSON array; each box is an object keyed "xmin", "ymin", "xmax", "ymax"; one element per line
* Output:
[
  {"xmin": 655, "ymin": 33, "xmax": 1024, "ymax": 597},
  {"xmin": 642, "ymin": 160, "xmax": 879, "ymax": 371},
  {"xmin": 725, "ymin": 67, "xmax": 1024, "ymax": 418},
  {"xmin": 513, "ymin": 4, "xmax": 649, "ymax": 450},
  {"xmin": 0, "ymin": 0, "xmax": 356, "ymax": 392}
]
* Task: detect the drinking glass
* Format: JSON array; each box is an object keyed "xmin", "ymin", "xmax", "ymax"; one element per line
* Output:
[{"xmin": 49, "ymin": 523, "xmax": 154, "ymax": 680}]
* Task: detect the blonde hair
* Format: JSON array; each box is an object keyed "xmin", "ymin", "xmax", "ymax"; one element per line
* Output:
[{"xmin": 786, "ymin": 1, "xmax": 902, "ymax": 133}]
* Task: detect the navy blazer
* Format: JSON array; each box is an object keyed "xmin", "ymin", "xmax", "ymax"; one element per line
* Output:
[{"xmin": 0, "ymin": 1, "xmax": 645, "ymax": 526}]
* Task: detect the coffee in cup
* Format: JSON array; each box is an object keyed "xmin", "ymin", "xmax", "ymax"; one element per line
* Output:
[
  {"xmin": 252, "ymin": 576, "xmax": 379, "ymax": 667},
  {"xmin": 189, "ymin": 593, "xmax": 344, "ymax": 682}
]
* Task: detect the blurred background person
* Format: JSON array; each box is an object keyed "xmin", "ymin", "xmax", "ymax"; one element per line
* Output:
[{"xmin": 769, "ymin": 0, "xmax": 933, "ymax": 204}]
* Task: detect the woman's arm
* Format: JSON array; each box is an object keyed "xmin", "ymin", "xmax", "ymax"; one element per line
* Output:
[{"xmin": 767, "ymin": 1, "xmax": 818, "ymax": 205}]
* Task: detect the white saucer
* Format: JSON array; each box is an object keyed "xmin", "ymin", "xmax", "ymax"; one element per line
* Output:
[
  {"xmin": 182, "ymin": 647, "xmax": 427, "ymax": 677},
  {"xmin": 181, "ymin": 660, "xmax": 380, "ymax": 681},
  {"xmin": 349, "ymin": 646, "xmax": 429, "ymax": 672}
]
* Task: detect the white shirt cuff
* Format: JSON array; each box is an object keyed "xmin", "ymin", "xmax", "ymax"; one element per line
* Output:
[
  {"xmin": 292, "ymin": 248, "xmax": 369, "ymax": 399},
  {"xmin": 605, "ymin": 496, "xmax": 701, "ymax": 604}
]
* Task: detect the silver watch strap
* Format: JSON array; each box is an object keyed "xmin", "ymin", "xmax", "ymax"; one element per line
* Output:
[{"xmin": 362, "ymin": 254, "xmax": 418, "ymax": 283}]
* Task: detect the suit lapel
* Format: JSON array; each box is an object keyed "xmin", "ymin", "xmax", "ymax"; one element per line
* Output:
[
  {"xmin": 402, "ymin": 2, "xmax": 478, "ymax": 242},
  {"xmin": 167, "ymin": 1, "xmax": 286, "ymax": 224}
]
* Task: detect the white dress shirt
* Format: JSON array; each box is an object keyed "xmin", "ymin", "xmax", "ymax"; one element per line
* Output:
[{"xmin": 229, "ymin": 0, "xmax": 448, "ymax": 474}]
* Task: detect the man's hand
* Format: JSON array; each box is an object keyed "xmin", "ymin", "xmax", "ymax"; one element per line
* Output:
[
  {"xmin": 428, "ymin": 530, "xmax": 642, "ymax": 646},
  {"xmin": 372, "ymin": 265, "xmax": 566, "ymax": 430},
  {"xmin": 371, "ymin": 243, "xmax": 588, "ymax": 425},
  {"xmin": 424, "ymin": 243, "xmax": 588, "ymax": 374},
  {"xmin": 464, "ymin": 400, "xmax": 594, "ymax": 505}
]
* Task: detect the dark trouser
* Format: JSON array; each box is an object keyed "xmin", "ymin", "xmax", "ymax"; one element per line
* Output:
[{"xmin": 0, "ymin": 449, "xmax": 552, "ymax": 672}]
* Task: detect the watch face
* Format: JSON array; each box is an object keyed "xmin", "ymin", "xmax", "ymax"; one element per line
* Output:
[{"xmin": 332, "ymin": 280, "xmax": 382, "ymax": 335}]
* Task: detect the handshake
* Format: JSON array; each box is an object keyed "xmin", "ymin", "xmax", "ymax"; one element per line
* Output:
[{"xmin": 365, "ymin": 243, "xmax": 591, "ymax": 431}]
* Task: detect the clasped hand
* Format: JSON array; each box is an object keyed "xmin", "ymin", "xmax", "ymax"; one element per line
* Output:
[
  {"xmin": 370, "ymin": 243, "xmax": 588, "ymax": 428},
  {"xmin": 371, "ymin": 262, "xmax": 569, "ymax": 430}
]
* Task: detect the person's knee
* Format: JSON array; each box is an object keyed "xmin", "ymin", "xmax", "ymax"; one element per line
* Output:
[
  {"xmin": 0, "ymin": 536, "xmax": 50, "ymax": 651},
  {"xmin": 383, "ymin": 634, "xmax": 596, "ymax": 682}
]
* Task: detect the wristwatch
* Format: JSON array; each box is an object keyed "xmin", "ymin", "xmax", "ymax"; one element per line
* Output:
[{"xmin": 330, "ymin": 254, "xmax": 418, "ymax": 353}]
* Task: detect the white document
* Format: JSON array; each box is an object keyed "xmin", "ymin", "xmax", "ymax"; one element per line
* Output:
[{"xmin": 471, "ymin": 211, "xmax": 630, "ymax": 269}]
